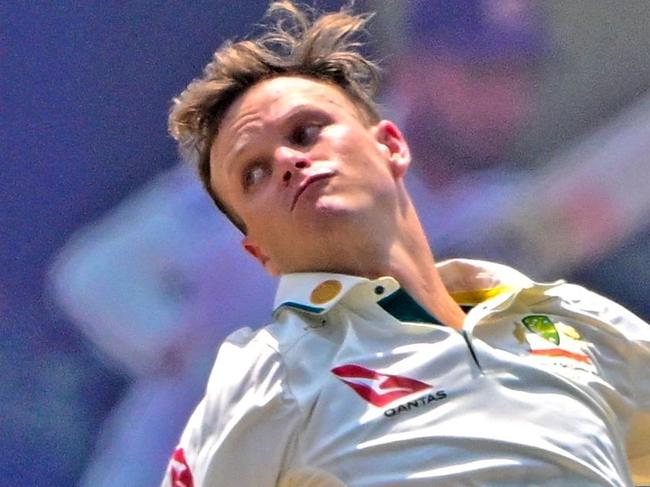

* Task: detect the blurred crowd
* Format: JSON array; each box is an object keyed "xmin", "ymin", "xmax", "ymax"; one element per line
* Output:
[{"xmin": 4, "ymin": 1, "xmax": 650, "ymax": 486}]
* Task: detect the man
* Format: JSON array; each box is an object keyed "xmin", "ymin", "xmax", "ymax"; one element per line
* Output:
[{"xmin": 162, "ymin": 1, "xmax": 649, "ymax": 486}]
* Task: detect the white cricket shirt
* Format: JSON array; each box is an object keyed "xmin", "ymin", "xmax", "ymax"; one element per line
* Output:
[{"xmin": 162, "ymin": 259, "xmax": 650, "ymax": 486}]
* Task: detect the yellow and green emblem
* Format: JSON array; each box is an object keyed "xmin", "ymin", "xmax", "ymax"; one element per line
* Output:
[{"xmin": 522, "ymin": 315, "xmax": 560, "ymax": 345}]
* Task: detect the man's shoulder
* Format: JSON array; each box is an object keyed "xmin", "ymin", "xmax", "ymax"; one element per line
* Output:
[
  {"xmin": 222, "ymin": 315, "xmax": 312, "ymax": 350},
  {"xmin": 211, "ymin": 325, "xmax": 285, "ymax": 368},
  {"xmin": 206, "ymin": 319, "xmax": 312, "ymax": 383},
  {"xmin": 545, "ymin": 281, "xmax": 650, "ymax": 337},
  {"xmin": 198, "ymin": 324, "xmax": 307, "ymax": 414},
  {"xmin": 441, "ymin": 258, "xmax": 647, "ymax": 331}
]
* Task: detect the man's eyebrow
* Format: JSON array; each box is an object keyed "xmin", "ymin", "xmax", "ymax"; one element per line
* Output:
[
  {"xmin": 278, "ymin": 103, "xmax": 329, "ymax": 125},
  {"xmin": 228, "ymin": 104, "xmax": 328, "ymax": 163}
]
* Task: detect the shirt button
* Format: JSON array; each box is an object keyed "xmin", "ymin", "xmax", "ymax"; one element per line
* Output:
[{"xmin": 374, "ymin": 285, "xmax": 385, "ymax": 295}]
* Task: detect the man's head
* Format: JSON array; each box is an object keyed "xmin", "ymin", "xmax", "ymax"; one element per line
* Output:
[
  {"xmin": 170, "ymin": 1, "xmax": 413, "ymax": 276},
  {"xmin": 169, "ymin": 0, "xmax": 381, "ymax": 233}
]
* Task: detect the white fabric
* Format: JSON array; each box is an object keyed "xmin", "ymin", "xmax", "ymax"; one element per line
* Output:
[{"xmin": 162, "ymin": 259, "xmax": 650, "ymax": 487}]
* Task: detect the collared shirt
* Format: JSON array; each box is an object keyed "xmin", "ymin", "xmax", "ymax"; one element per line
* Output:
[{"xmin": 161, "ymin": 259, "xmax": 650, "ymax": 487}]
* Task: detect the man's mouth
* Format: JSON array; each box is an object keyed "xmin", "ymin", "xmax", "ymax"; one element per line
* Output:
[{"xmin": 291, "ymin": 172, "xmax": 335, "ymax": 211}]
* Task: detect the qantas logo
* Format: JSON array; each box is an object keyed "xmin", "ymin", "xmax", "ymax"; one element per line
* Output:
[
  {"xmin": 331, "ymin": 364, "xmax": 432, "ymax": 407},
  {"xmin": 170, "ymin": 447, "xmax": 194, "ymax": 487}
]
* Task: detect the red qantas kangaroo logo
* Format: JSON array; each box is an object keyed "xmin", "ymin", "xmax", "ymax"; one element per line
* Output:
[
  {"xmin": 170, "ymin": 447, "xmax": 194, "ymax": 487},
  {"xmin": 331, "ymin": 364, "xmax": 431, "ymax": 407}
]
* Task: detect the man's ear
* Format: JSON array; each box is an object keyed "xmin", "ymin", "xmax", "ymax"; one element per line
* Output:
[
  {"xmin": 242, "ymin": 236, "xmax": 281, "ymax": 275},
  {"xmin": 372, "ymin": 120, "xmax": 411, "ymax": 179}
]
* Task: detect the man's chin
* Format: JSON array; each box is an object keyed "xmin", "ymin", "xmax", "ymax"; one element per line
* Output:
[{"xmin": 295, "ymin": 195, "xmax": 354, "ymax": 219}]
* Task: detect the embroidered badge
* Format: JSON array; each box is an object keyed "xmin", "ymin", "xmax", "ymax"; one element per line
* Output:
[
  {"xmin": 522, "ymin": 315, "xmax": 560, "ymax": 345},
  {"xmin": 515, "ymin": 315, "xmax": 592, "ymax": 366}
]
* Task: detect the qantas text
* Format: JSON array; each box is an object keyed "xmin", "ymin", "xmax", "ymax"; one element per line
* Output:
[{"xmin": 384, "ymin": 390, "xmax": 447, "ymax": 418}]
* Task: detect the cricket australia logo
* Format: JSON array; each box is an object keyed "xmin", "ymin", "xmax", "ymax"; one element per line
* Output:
[
  {"xmin": 513, "ymin": 315, "xmax": 598, "ymax": 378},
  {"xmin": 331, "ymin": 364, "xmax": 447, "ymax": 417},
  {"xmin": 515, "ymin": 314, "xmax": 591, "ymax": 364}
]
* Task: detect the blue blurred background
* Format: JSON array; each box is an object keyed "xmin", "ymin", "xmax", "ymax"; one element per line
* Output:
[{"xmin": 3, "ymin": 1, "xmax": 650, "ymax": 485}]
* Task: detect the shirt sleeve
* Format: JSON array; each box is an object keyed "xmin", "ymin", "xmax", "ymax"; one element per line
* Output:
[
  {"xmin": 160, "ymin": 328, "xmax": 301, "ymax": 487},
  {"xmin": 593, "ymin": 292, "xmax": 650, "ymax": 410},
  {"xmin": 558, "ymin": 283, "xmax": 650, "ymax": 409},
  {"xmin": 555, "ymin": 283, "xmax": 650, "ymax": 478}
]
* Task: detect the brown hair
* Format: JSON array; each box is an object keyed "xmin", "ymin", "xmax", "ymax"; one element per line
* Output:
[{"xmin": 168, "ymin": 0, "xmax": 381, "ymax": 233}]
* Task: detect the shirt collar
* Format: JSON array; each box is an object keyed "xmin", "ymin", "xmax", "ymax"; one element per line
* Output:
[
  {"xmin": 272, "ymin": 258, "xmax": 535, "ymax": 320},
  {"xmin": 273, "ymin": 272, "xmax": 373, "ymax": 317}
]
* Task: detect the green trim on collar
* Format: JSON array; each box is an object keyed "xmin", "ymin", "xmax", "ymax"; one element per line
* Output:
[
  {"xmin": 273, "ymin": 273, "xmax": 372, "ymax": 318},
  {"xmin": 378, "ymin": 288, "xmax": 441, "ymax": 325},
  {"xmin": 275, "ymin": 301, "xmax": 325, "ymax": 314}
]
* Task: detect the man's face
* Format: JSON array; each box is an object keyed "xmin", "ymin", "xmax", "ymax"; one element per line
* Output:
[{"xmin": 210, "ymin": 76, "xmax": 410, "ymax": 275}]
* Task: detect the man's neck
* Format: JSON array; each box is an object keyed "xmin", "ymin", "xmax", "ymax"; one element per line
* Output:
[
  {"xmin": 280, "ymin": 188, "xmax": 466, "ymax": 329},
  {"xmin": 384, "ymin": 212, "xmax": 466, "ymax": 330},
  {"xmin": 332, "ymin": 194, "xmax": 466, "ymax": 330}
]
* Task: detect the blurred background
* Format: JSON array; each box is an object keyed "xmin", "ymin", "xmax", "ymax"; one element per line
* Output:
[{"xmin": 3, "ymin": 1, "xmax": 650, "ymax": 485}]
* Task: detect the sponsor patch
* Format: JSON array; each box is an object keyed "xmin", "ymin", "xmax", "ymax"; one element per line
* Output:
[
  {"xmin": 383, "ymin": 390, "xmax": 448, "ymax": 418},
  {"xmin": 170, "ymin": 447, "xmax": 194, "ymax": 487},
  {"xmin": 331, "ymin": 363, "xmax": 437, "ymax": 406}
]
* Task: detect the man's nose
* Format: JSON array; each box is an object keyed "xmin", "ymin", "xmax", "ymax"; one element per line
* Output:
[{"xmin": 275, "ymin": 146, "xmax": 311, "ymax": 185}]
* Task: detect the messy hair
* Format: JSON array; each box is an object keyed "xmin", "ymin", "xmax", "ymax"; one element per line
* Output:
[{"xmin": 168, "ymin": 0, "xmax": 381, "ymax": 233}]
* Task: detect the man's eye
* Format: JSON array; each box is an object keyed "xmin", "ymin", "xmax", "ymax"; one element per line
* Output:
[
  {"xmin": 290, "ymin": 123, "xmax": 321, "ymax": 146},
  {"xmin": 242, "ymin": 163, "xmax": 268, "ymax": 190}
]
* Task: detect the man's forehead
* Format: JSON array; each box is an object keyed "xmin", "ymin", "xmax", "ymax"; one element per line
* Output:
[
  {"xmin": 222, "ymin": 76, "xmax": 356, "ymax": 128},
  {"xmin": 213, "ymin": 76, "xmax": 360, "ymax": 165}
]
